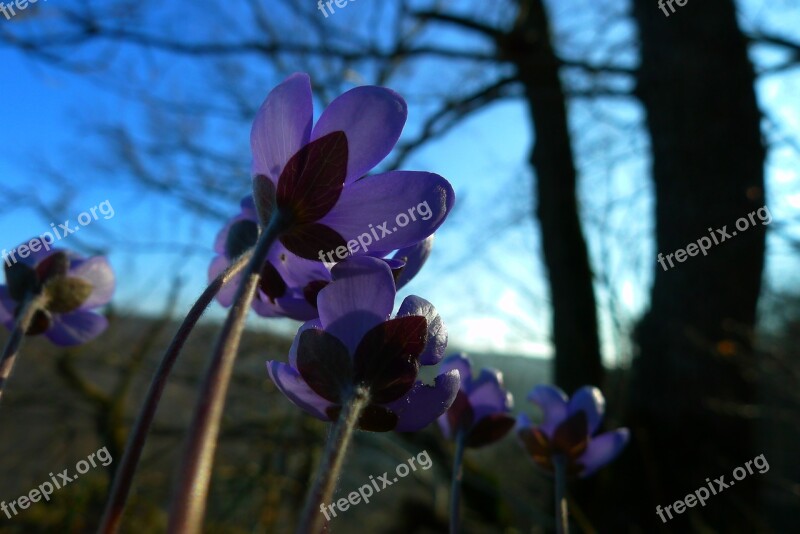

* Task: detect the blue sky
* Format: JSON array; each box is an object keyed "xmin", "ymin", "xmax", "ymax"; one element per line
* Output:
[{"xmin": 1, "ymin": 0, "xmax": 798, "ymax": 365}]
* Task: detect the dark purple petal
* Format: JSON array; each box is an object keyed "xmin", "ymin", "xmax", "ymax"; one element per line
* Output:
[
  {"xmin": 276, "ymin": 131, "xmax": 347, "ymax": 223},
  {"xmin": 296, "ymin": 329, "xmax": 354, "ymax": 403},
  {"xmin": 44, "ymin": 310, "xmax": 108, "ymax": 346},
  {"xmin": 439, "ymin": 389, "xmax": 473, "ymax": 440},
  {"xmin": 466, "ymin": 413, "xmax": 516, "ymax": 448},
  {"xmin": 396, "ymin": 295, "xmax": 446, "ymax": 365},
  {"xmin": 468, "ymin": 368, "xmax": 513, "ymax": 422},
  {"xmin": 267, "ymin": 360, "xmax": 334, "ymax": 421},
  {"xmin": 518, "ymin": 425, "xmax": 553, "ymax": 472},
  {"xmin": 389, "ymin": 370, "xmax": 460, "ymax": 432},
  {"xmin": 35, "ymin": 251, "xmax": 69, "ymax": 282},
  {"xmin": 353, "ymin": 316, "xmax": 426, "ymax": 404},
  {"xmin": 288, "ymin": 319, "xmax": 323, "ymax": 367},
  {"xmin": 311, "ymin": 86, "xmax": 407, "ymax": 183},
  {"xmin": 251, "ymin": 73, "xmax": 313, "ymax": 182},
  {"xmin": 441, "ymin": 353, "xmax": 473, "ymax": 392},
  {"xmin": 280, "ymin": 223, "xmax": 346, "ymax": 261},
  {"xmin": 319, "ymin": 171, "xmax": 455, "ymax": 251},
  {"xmin": 527, "ymin": 384, "xmax": 569, "ymax": 436},
  {"xmin": 10, "ymin": 243, "xmax": 60, "ymax": 269},
  {"xmin": 303, "ymin": 280, "xmax": 329, "ymax": 307},
  {"xmin": 69, "ymin": 256, "xmax": 115, "ymax": 308},
  {"xmin": 578, "ymin": 428, "xmax": 630, "ymax": 478},
  {"xmin": 392, "ymin": 236, "xmax": 433, "ymax": 289},
  {"xmin": 568, "ymin": 386, "xmax": 605, "ymax": 435},
  {"xmin": 214, "ymin": 196, "xmax": 259, "ymax": 256},
  {"xmin": 316, "ymin": 257, "xmax": 395, "ymax": 354},
  {"xmin": 224, "ymin": 219, "xmax": 259, "ymax": 259},
  {"xmin": 258, "ymin": 262, "xmax": 288, "ymax": 304},
  {"xmin": 326, "ymin": 404, "xmax": 399, "ymax": 432},
  {"xmin": 552, "ymin": 411, "xmax": 589, "ymax": 460},
  {"xmin": 5, "ymin": 261, "xmax": 38, "ymax": 302}
]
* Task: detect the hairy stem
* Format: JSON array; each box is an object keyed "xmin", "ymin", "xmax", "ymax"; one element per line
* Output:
[
  {"xmin": 97, "ymin": 250, "xmax": 253, "ymax": 534},
  {"xmin": 296, "ymin": 387, "xmax": 370, "ymax": 534},
  {"xmin": 449, "ymin": 429, "xmax": 467, "ymax": 534},
  {"xmin": 554, "ymin": 454, "xmax": 569, "ymax": 534},
  {"xmin": 167, "ymin": 215, "xmax": 286, "ymax": 533},
  {"xmin": 0, "ymin": 293, "xmax": 48, "ymax": 404}
]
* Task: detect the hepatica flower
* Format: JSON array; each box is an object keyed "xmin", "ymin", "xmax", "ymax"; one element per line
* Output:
[
  {"xmin": 0, "ymin": 247, "xmax": 114, "ymax": 346},
  {"xmin": 438, "ymin": 353, "xmax": 515, "ymax": 447},
  {"xmin": 517, "ymin": 385, "xmax": 629, "ymax": 478},
  {"xmin": 249, "ymin": 72, "xmax": 454, "ymax": 260},
  {"xmin": 266, "ymin": 256, "xmax": 459, "ymax": 431},
  {"xmin": 209, "ymin": 195, "xmax": 434, "ymax": 321}
]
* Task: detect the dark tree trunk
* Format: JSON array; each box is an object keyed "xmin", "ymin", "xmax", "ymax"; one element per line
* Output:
[
  {"xmin": 505, "ymin": 0, "xmax": 604, "ymax": 394},
  {"xmin": 620, "ymin": 1, "xmax": 767, "ymax": 530}
]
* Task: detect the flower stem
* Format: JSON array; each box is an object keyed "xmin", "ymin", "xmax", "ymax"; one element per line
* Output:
[
  {"xmin": 449, "ymin": 429, "xmax": 467, "ymax": 534},
  {"xmin": 296, "ymin": 387, "xmax": 370, "ymax": 534},
  {"xmin": 167, "ymin": 214, "xmax": 287, "ymax": 534},
  {"xmin": 0, "ymin": 293, "xmax": 47, "ymax": 404},
  {"xmin": 553, "ymin": 454, "xmax": 570, "ymax": 534},
  {"xmin": 97, "ymin": 250, "xmax": 253, "ymax": 534}
]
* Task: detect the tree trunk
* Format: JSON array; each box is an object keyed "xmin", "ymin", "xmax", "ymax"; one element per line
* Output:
[
  {"xmin": 506, "ymin": 0, "xmax": 604, "ymax": 394},
  {"xmin": 622, "ymin": 0, "xmax": 767, "ymax": 530}
]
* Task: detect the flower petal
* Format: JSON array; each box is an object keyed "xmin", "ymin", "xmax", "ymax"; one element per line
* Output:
[
  {"xmin": 578, "ymin": 428, "xmax": 630, "ymax": 478},
  {"xmin": 388, "ymin": 370, "xmax": 460, "ymax": 432},
  {"xmin": 311, "ymin": 86, "xmax": 407, "ymax": 183},
  {"xmin": 441, "ymin": 353, "xmax": 473, "ymax": 391},
  {"xmin": 267, "ymin": 360, "xmax": 334, "ymax": 421},
  {"xmin": 69, "ymin": 256, "xmax": 115, "ymax": 308},
  {"xmin": 466, "ymin": 413, "xmax": 516, "ymax": 448},
  {"xmin": 316, "ymin": 257, "xmax": 395, "ymax": 354},
  {"xmin": 45, "ymin": 310, "xmax": 108, "ymax": 346},
  {"xmin": 468, "ymin": 368, "xmax": 513, "ymax": 422},
  {"xmin": 297, "ymin": 329, "xmax": 354, "ymax": 403},
  {"xmin": 251, "ymin": 73, "xmax": 313, "ymax": 182},
  {"xmin": 527, "ymin": 385, "xmax": 569, "ymax": 436},
  {"xmin": 288, "ymin": 319, "xmax": 323, "ymax": 367},
  {"xmin": 568, "ymin": 386, "xmax": 606, "ymax": 435},
  {"xmin": 396, "ymin": 295, "xmax": 447, "ymax": 365},
  {"xmin": 392, "ymin": 236, "xmax": 433, "ymax": 289},
  {"xmin": 319, "ymin": 171, "xmax": 455, "ymax": 251}
]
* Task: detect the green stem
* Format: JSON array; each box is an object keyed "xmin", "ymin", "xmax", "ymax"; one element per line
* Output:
[
  {"xmin": 0, "ymin": 293, "xmax": 47, "ymax": 404},
  {"xmin": 296, "ymin": 387, "xmax": 370, "ymax": 534},
  {"xmin": 449, "ymin": 429, "xmax": 467, "ymax": 534},
  {"xmin": 167, "ymin": 215, "xmax": 287, "ymax": 533},
  {"xmin": 97, "ymin": 250, "xmax": 253, "ymax": 534},
  {"xmin": 553, "ymin": 454, "xmax": 569, "ymax": 534}
]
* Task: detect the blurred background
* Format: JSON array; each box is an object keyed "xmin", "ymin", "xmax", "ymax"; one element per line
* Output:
[{"xmin": 0, "ymin": 0, "xmax": 798, "ymax": 532}]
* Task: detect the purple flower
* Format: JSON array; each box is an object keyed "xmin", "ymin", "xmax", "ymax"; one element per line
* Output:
[
  {"xmin": 266, "ymin": 256, "xmax": 459, "ymax": 432},
  {"xmin": 0, "ymin": 246, "xmax": 114, "ymax": 346},
  {"xmin": 209, "ymin": 196, "xmax": 435, "ymax": 321},
  {"xmin": 438, "ymin": 353, "xmax": 516, "ymax": 447},
  {"xmin": 250, "ymin": 73, "xmax": 454, "ymax": 260},
  {"xmin": 517, "ymin": 385, "xmax": 629, "ymax": 478}
]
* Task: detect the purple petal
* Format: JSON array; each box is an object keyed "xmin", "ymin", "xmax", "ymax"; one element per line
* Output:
[
  {"xmin": 311, "ymin": 86, "xmax": 407, "ymax": 183},
  {"xmin": 468, "ymin": 368, "xmax": 513, "ymax": 422},
  {"xmin": 69, "ymin": 256, "xmax": 115, "ymax": 308},
  {"xmin": 213, "ymin": 197, "xmax": 258, "ymax": 256},
  {"xmin": 316, "ymin": 257, "xmax": 395, "ymax": 354},
  {"xmin": 568, "ymin": 386, "xmax": 606, "ymax": 435},
  {"xmin": 267, "ymin": 360, "xmax": 334, "ymax": 421},
  {"xmin": 0, "ymin": 285, "xmax": 15, "ymax": 326},
  {"xmin": 396, "ymin": 295, "xmax": 447, "ymax": 365},
  {"xmin": 208, "ymin": 256, "xmax": 238, "ymax": 308},
  {"xmin": 45, "ymin": 310, "xmax": 108, "ymax": 346},
  {"xmin": 387, "ymin": 370, "xmax": 460, "ymax": 432},
  {"xmin": 251, "ymin": 73, "xmax": 313, "ymax": 182},
  {"xmin": 392, "ymin": 236, "xmax": 433, "ymax": 289},
  {"xmin": 441, "ymin": 353, "xmax": 473, "ymax": 391},
  {"xmin": 288, "ymin": 319, "xmax": 323, "ymax": 367},
  {"xmin": 578, "ymin": 428, "xmax": 630, "ymax": 478},
  {"xmin": 318, "ymin": 171, "xmax": 455, "ymax": 252},
  {"xmin": 527, "ymin": 385, "xmax": 569, "ymax": 436}
]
